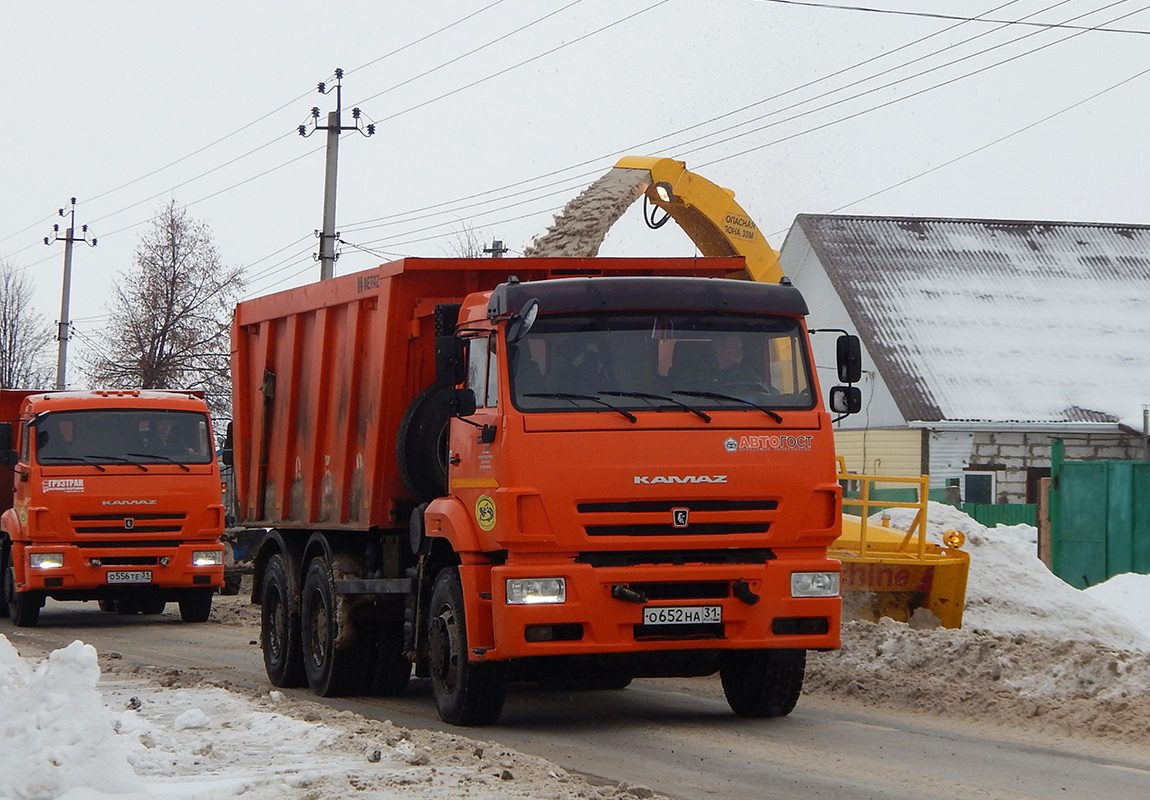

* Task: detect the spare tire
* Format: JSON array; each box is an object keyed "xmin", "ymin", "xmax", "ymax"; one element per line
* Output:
[{"xmin": 397, "ymin": 386, "xmax": 452, "ymax": 501}]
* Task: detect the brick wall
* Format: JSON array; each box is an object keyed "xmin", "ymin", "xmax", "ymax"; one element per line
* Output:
[{"xmin": 969, "ymin": 430, "xmax": 1143, "ymax": 503}]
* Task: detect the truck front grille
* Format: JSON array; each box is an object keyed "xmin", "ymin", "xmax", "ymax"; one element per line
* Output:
[
  {"xmin": 575, "ymin": 548, "xmax": 774, "ymax": 568},
  {"xmin": 577, "ymin": 499, "xmax": 775, "ymax": 537},
  {"xmin": 70, "ymin": 512, "xmax": 187, "ymax": 534}
]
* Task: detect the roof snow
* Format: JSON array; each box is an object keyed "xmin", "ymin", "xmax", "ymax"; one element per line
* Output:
[{"xmin": 791, "ymin": 215, "xmax": 1150, "ymax": 430}]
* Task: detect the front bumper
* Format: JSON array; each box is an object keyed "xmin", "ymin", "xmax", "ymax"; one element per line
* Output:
[
  {"xmin": 479, "ymin": 555, "xmax": 841, "ymax": 660},
  {"xmin": 14, "ymin": 541, "xmax": 224, "ymax": 593}
]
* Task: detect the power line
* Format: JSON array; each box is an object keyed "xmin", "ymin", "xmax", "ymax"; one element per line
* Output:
[
  {"xmin": 353, "ymin": 0, "xmax": 586, "ymax": 107},
  {"xmin": 752, "ymin": 0, "xmax": 1150, "ymax": 35},
  {"xmin": 695, "ymin": 1, "xmax": 1150, "ymax": 169},
  {"xmin": 367, "ymin": 0, "xmax": 674, "ymax": 124},
  {"xmin": 827, "ymin": 62, "xmax": 1150, "ymax": 214}
]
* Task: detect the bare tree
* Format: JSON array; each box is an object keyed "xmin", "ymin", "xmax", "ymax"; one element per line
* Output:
[
  {"xmin": 85, "ymin": 201, "xmax": 244, "ymax": 417},
  {"xmin": 0, "ymin": 258, "xmax": 54, "ymax": 389},
  {"xmin": 443, "ymin": 222, "xmax": 494, "ymax": 258}
]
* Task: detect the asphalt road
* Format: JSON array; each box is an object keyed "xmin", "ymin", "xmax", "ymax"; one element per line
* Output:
[{"xmin": 6, "ymin": 599, "xmax": 1150, "ymax": 800}]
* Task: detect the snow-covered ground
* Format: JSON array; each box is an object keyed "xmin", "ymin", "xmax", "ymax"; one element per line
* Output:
[{"xmin": 3, "ymin": 503, "xmax": 1149, "ymax": 800}]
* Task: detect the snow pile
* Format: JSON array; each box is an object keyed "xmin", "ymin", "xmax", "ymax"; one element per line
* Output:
[
  {"xmin": 805, "ymin": 502, "xmax": 1150, "ymax": 743},
  {"xmin": 0, "ymin": 635, "xmax": 661, "ymax": 800},
  {"xmin": 0, "ymin": 639, "xmax": 146, "ymax": 799},
  {"xmin": 887, "ymin": 502, "xmax": 1150, "ymax": 650}
]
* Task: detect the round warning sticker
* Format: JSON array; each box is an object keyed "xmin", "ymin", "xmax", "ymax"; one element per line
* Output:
[{"xmin": 475, "ymin": 495, "xmax": 496, "ymax": 531}]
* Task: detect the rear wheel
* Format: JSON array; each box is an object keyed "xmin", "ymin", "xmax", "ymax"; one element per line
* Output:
[
  {"xmin": 3, "ymin": 557, "xmax": 41, "ymax": 628},
  {"xmin": 719, "ymin": 648, "xmax": 806, "ymax": 718},
  {"xmin": 178, "ymin": 588, "xmax": 214, "ymax": 622},
  {"xmin": 260, "ymin": 554, "xmax": 304, "ymax": 687},
  {"xmin": 428, "ymin": 568, "xmax": 506, "ymax": 726},
  {"xmin": 301, "ymin": 556, "xmax": 364, "ymax": 696},
  {"xmin": 142, "ymin": 598, "xmax": 167, "ymax": 615}
]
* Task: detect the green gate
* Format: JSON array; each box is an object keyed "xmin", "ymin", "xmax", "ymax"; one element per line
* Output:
[{"xmin": 1049, "ymin": 439, "xmax": 1150, "ymax": 588}]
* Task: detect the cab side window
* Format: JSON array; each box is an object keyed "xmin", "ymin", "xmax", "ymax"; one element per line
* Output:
[{"xmin": 466, "ymin": 335, "xmax": 499, "ymax": 408}]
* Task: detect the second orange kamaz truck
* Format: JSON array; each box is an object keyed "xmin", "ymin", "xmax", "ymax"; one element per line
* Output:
[{"xmin": 227, "ymin": 256, "xmax": 862, "ymax": 725}]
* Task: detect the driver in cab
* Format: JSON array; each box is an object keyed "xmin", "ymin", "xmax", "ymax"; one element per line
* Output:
[{"xmin": 711, "ymin": 332, "xmax": 755, "ymax": 384}]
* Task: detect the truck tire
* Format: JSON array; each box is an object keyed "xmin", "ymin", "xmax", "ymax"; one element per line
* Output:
[
  {"xmin": 3, "ymin": 559, "xmax": 41, "ymax": 628},
  {"xmin": 396, "ymin": 387, "xmax": 452, "ymax": 502},
  {"xmin": 300, "ymin": 557, "xmax": 364, "ymax": 697},
  {"xmin": 719, "ymin": 648, "xmax": 805, "ymax": 718},
  {"xmin": 0, "ymin": 545, "xmax": 10, "ymax": 619},
  {"xmin": 428, "ymin": 568, "xmax": 506, "ymax": 726},
  {"xmin": 260, "ymin": 554, "xmax": 304, "ymax": 688},
  {"xmin": 364, "ymin": 617, "xmax": 412, "ymax": 696},
  {"xmin": 178, "ymin": 588, "xmax": 214, "ymax": 622},
  {"xmin": 142, "ymin": 598, "xmax": 167, "ymax": 615}
]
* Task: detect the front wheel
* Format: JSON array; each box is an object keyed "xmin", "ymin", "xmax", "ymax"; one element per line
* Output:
[
  {"xmin": 3, "ymin": 556, "xmax": 41, "ymax": 628},
  {"xmin": 720, "ymin": 648, "xmax": 806, "ymax": 718},
  {"xmin": 428, "ymin": 568, "xmax": 506, "ymax": 726},
  {"xmin": 178, "ymin": 588, "xmax": 214, "ymax": 623}
]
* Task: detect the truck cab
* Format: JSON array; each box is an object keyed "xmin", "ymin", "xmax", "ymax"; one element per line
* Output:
[
  {"xmin": 419, "ymin": 275, "xmax": 848, "ymax": 721},
  {"xmin": 0, "ymin": 390, "xmax": 225, "ymax": 626}
]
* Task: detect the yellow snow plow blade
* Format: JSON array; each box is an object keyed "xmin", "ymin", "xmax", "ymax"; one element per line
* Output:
[{"xmin": 832, "ymin": 463, "xmax": 970, "ymax": 629}]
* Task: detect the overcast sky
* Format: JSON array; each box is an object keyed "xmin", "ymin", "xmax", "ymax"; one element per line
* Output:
[{"xmin": 3, "ymin": 0, "xmax": 1148, "ymax": 387}]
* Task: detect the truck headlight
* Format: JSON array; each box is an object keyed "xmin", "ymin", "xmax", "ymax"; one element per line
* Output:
[
  {"xmin": 506, "ymin": 578, "xmax": 566, "ymax": 605},
  {"xmin": 192, "ymin": 550, "xmax": 224, "ymax": 567},
  {"xmin": 791, "ymin": 571, "xmax": 840, "ymax": 598},
  {"xmin": 29, "ymin": 552, "xmax": 65, "ymax": 569}
]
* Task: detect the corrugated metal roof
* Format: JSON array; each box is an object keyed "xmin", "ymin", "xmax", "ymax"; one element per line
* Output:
[{"xmin": 794, "ymin": 214, "xmax": 1150, "ymax": 428}]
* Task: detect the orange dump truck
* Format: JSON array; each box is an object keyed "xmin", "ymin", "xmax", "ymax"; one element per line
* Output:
[
  {"xmin": 227, "ymin": 256, "xmax": 863, "ymax": 725},
  {"xmin": 0, "ymin": 389, "xmax": 226, "ymax": 626}
]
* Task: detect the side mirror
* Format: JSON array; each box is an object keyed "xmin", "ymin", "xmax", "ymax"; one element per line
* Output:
[
  {"xmin": 436, "ymin": 336, "xmax": 467, "ymax": 386},
  {"xmin": 450, "ymin": 388, "xmax": 477, "ymax": 418},
  {"xmin": 829, "ymin": 386, "xmax": 862, "ymax": 416},
  {"xmin": 221, "ymin": 422, "xmax": 234, "ymax": 467},
  {"xmin": 836, "ymin": 334, "xmax": 862, "ymax": 384},
  {"xmin": 0, "ymin": 450, "xmax": 18, "ymax": 468},
  {"xmin": 505, "ymin": 298, "xmax": 539, "ymax": 344},
  {"xmin": 0, "ymin": 423, "xmax": 11, "ymax": 451}
]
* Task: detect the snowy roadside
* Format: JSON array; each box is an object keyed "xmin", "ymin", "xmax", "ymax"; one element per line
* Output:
[{"xmin": 3, "ymin": 503, "xmax": 1149, "ymax": 799}]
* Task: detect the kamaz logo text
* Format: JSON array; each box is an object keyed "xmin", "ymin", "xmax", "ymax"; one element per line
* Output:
[
  {"xmin": 101, "ymin": 499, "xmax": 158, "ymax": 506},
  {"xmin": 633, "ymin": 475, "xmax": 728, "ymax": 484}
]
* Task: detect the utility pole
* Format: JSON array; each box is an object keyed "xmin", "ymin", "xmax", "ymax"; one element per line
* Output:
[
  {"xmin": 44, "ymin": 198, "xmax": 96, "ymax": 390},
  {"xmin": 299, "ymin": 68, "xmax": 374, "ymax": 281},
  {"xmin": 484, "ymin": 239, "xmax": 509, "ymax": 258}
]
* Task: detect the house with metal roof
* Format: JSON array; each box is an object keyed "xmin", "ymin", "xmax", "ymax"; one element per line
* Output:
[{"xmin": 780, "ymin": 213, "xmax": 1150, "ymax": 505}]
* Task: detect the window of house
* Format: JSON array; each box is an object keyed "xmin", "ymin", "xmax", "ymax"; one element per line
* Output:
[{"xmin": 963, "ymin": 471, "xmax": 996, "ymax": 504}]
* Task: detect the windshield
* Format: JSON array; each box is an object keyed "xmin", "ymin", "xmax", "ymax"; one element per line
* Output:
[
  {"xmin": 34, "ymin": 409, "xmax": 214, "ymax": 465},
  {"xmin": 508, "ymin": 312, "xmax": 814, "ymax": 413}
]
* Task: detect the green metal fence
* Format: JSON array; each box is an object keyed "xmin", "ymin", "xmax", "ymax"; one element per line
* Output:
[
  {"xmin": 843, "ymin": 487, "xmax": 1037, "ymax": 528},
  {"xmin": 1048, "ymin": 439, "xmax": 1150, "ymax": 589}
]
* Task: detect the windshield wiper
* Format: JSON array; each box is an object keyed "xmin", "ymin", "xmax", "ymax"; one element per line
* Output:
[
  {"xmin": 90, "ymin": 454, "xmax": 149, "ymax": 472},
  {"xmin": 125, "ymin": 452, "xmax": 192, "ymax": 472},
  {"xmin": 599, "ymin": 391, "xmax": 711, "ymax": 423},
  {"xmin": 672, "ymin": 390, "xmax": 783, "ymax": 423},
  {"xmin": 40, "ymin": 455, "xmax": 107, "ymax": 472},
  {"xmin": 522, "ymin": 392, "xmax": 637, "ymax": 422}
]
